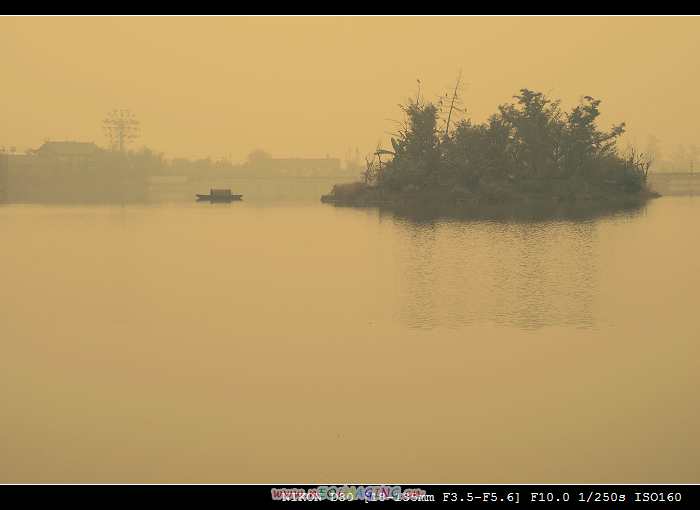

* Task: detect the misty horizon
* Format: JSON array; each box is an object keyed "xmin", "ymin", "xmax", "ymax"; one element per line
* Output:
[{"xmin": 2, "ymin": 16, "xmax": 700, "ymax": 163}]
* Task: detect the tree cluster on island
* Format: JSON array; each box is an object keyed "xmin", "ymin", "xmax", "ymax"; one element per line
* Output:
[{"xmin": 323, "ymin": 82, "xmax": 659, "ymax": 216}]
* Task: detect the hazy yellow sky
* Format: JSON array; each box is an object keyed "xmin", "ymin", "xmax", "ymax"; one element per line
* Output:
[{"xmin": 2, "ymin": 16, "xmax": 699, "ymax": 161}]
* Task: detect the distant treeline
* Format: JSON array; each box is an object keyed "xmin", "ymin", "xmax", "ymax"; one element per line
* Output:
[
  {"xmin": 129, "ymin": 148, "xmax": 360, "ymax": 179},
  {"xmin": 2, "ymin": 149, "xmax": 149, "ymax": 203},
  {"xmin": 1, "ymin": 140, "xmax": 361, "ymax": 202}
]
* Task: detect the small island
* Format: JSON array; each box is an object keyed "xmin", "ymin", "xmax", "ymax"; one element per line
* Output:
[{"xmin": 322, "ymin": 87, "xmax": 660, "ymax": 218}]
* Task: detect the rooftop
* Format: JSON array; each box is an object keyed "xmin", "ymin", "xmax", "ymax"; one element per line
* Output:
[{"xmin": 37, "ymin": 141, "xmax": 100, "ymax": 156}]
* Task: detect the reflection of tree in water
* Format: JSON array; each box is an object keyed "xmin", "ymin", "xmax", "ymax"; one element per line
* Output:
[
  {"xmin": 393, "ymin": 217, "xmax": 605, "ymax": 330},
  {"xmin": 395, "ymin": 221, "xmax": 440, "ymax": 329},
  {"xmin": 490, "ymin": 221, "xmax": 597, "ymax": 329}
]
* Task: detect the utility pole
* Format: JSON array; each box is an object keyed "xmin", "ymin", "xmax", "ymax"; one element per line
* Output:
[{"xmin": 103, "ymin": 109, "xmax": 140, "ymax": 153}]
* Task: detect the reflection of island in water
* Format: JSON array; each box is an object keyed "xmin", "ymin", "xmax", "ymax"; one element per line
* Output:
[{"xmin": 390, "ymin": 212, "xmax": 642, "ymax": 330}]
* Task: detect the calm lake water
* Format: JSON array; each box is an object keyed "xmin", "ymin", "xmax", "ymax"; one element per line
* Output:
[{"xmin": 1, "ymin": 192, "xmax": 699, "ymax": 483}]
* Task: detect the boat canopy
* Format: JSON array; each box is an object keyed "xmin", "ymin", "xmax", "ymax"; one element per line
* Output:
[{"xmin": 211, "ymin": 188, "xmax": 232, "ymax": 198}]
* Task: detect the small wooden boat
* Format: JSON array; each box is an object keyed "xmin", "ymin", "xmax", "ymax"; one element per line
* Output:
[{"xmin": 196, "ymin": 189, "xmax": 243, "ymax": 202}]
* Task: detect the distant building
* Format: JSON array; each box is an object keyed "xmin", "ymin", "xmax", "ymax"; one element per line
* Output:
[
  {"xmin": 27, "ymin": 141, "xmax": 102, "ymax": 172},
  {"xmin": 36, "ymin": 141, "xmax": 100, "ymax": 162},
  {"xmin": 3, "ymin": 141, "xmax": 147, "ymax": 202}
]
